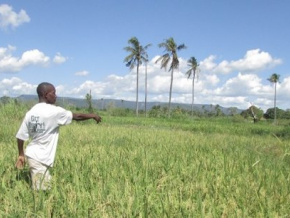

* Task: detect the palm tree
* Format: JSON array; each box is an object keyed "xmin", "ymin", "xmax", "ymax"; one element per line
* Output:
[
  {"xmin": 144, "ymin": 56, "xmax": 149, "ymax": 117},
  {"xmin": 124, "ymin": 37, "xmax": 151, "ymax": 116},
  {"xmin": 267, "ymin": 73, "xmax": 280, "ymax": 124},
  {"xmin": 156, "ymin": 37, "xmax": 186, "ymax": 117},
  {"xmin": 185, "ymin": 57, "xmax": 199, "ymax": 116}
]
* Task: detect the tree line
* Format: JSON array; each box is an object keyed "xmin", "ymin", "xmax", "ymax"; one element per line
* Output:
[{"xmin": 1, "ymin": 95, "xmax": 289, "ymax": 122}]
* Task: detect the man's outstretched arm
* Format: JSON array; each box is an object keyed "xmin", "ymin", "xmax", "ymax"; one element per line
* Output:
[{"xmin": 72, "ymin": 113, "xmax": 102, "ymax": 123}]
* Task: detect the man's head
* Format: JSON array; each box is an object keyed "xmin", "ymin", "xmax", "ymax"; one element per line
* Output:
[{"xmin": 37, "ymin": 82, "xmax": 57, "ymax": 104}]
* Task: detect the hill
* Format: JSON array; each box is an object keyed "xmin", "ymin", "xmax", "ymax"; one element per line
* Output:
[{"xmin": 13, "ymin": 95, "xmax": 243, "ymax": 115}]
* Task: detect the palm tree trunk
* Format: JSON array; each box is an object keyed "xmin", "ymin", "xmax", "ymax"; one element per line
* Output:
[
  {"xmin": 191, "ymin": 72, "xmax": 195, "ymax": 117},
  {"xmin": 136, "ymin": 63, "xmax": 139, "ymax": 117},
  {"xmin": 274, "ymin": 82, "xmax": 277, "ymax": 124},
  {"xmin": 145, "ymin": 61, "xmax": 148, "ymax": 117},
  {"xmin": 168, "ymin": 69, "xmax": 174, "ymax": 118}
]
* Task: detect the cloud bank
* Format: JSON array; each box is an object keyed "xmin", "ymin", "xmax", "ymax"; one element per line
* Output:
[
  {"xmin": 200, "ymin": 49, "xmax": 282, "ymax": 74},
  {"xmin": 0, "ymin": 49, "xmax": 288, "ymax": 111}
]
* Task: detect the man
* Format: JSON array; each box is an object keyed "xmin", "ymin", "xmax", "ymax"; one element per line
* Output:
[{"xmin": 15, "ymin": 82, "xmax": 102, "ymax": 190}]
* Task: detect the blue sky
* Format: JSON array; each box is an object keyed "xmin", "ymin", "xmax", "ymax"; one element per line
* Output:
[{"xmin": 1, "ymin": 0, "xmax": 289, "ymax": 111}]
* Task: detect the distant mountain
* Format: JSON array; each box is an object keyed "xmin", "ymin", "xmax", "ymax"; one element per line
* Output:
[
  {"xmin": 15, "ymin": 95, "xmax": 243, "ymax": 115},
  {"xmin": 16, "ymin": 95, "xmax": 38, "ymax": 102}
]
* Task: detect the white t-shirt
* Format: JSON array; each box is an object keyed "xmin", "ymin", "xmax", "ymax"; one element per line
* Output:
[{"xmin": 16, "ymin": 103, "xmax": 73, "ymax": 167}]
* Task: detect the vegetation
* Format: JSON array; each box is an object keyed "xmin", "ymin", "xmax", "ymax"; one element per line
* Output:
[
  {"xmin": 1, "ymin": 100, "xmax": 290, "ymax": 217},
  {"xmin": 265, "ymin": 107, "xmax": 290, "ymax": 120}
]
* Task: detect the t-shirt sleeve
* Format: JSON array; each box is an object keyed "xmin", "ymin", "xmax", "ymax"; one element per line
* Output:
[
  {"xmin": 56, "ymin": 107, "xmax": 73, "ymax": 125},
  {"xmin": 16, "ymin": 116, "xmax": 29, "ymax": 141}
]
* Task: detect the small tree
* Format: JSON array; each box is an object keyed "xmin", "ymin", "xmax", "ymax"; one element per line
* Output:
[
  {"xmin": 214, "ymin": 104, "xmax": 224, "ymax": 117},
  {"xmin": 86, "ymin": 90, "xmax": 93, "ymax": 113},
  {"xmin": 240, "ymin": 105, "xmax": 263, "ymax": 122}
]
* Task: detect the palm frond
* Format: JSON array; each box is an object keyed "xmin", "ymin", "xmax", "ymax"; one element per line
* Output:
[
  {"xmin": 161, "ymin": 56, "xmax": 170, "ymax": 70},
  {"xmin": 185, "ymin": 57, "xmax": 199, "ymax": 78},
  {"xmin": 155, "ymin": 54, "xmax": 170, "ymax": 70},
  {"xmin": 185, "ymin": 69, "xmax": 192, "ymax": 79},
  {"xmin": 177, "ymin": 44, "xmax": 186, "ymax": 50},
  {"xmin": 124, "ymin": 46, "xmax": 135, "ymax": 52},
  {"xmin": 144, "ymin": 43, "xmax": 152, "ymax": 50},
  {"xmin": 267, "ymin": 73, "xmax": 280, "ymax": 83},
  {"xmin": 125, "ymin": 60, "xmax": 132, "ymax": 67},
  {"xmin": 169, "ymin": 59, "xmax": 179, "ymax": 72}
]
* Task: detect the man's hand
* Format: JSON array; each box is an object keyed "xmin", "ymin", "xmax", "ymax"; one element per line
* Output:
[
  {"xmin": 94, "ymin": 114, "xmax": 102, "ymax": 123},
  {"xmin": 15, "ymin": 155, "xmax": 25, "ymax": 169}
]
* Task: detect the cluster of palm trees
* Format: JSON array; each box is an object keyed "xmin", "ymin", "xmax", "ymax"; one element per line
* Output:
[
  {"xmin": 124, "ymin": 36, "xmax": 198, "ymax": 117},
  {"xmin": 124, "ymin": 36, "xmax": 280, "ymax": 122}
]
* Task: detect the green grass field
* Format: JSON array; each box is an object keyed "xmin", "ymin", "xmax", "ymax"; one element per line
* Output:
[{"xmin": 1, "ymin": 102, "xmax": 290, "ymax": 217}]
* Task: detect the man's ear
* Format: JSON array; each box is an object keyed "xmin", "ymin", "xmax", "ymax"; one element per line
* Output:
[{"xmin": 43, "ymin": 91, "xmax": 49, "ymax": 100}]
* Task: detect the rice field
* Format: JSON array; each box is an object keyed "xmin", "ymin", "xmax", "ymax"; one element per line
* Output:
[{"xmin": 1, "ymin": 102, "xmax": 290, "ymax": 217}]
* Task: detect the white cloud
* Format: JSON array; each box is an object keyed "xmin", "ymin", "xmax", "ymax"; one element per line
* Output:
[
  {"xmin": 104, "ymin": 74, "xmax": 136, "ymax": 95},
  {"xmin": 53, "ymin": 53, "xmax": 67, "ymax": 64},
  {"xmin": 67, "ymin": 80, "xmax": 106, "ymax": 98},
  {"xmin": 0, "ymin": 77, "xmax": 35, "ymax": 96},
  {"xmin": 215, "ymin": 73, "xmax": 262, "ymax": 96},
  {"xmin": 280, "ymin": 77, "xmax": 290, "ymax": 95},
  {"xmin": 151, "ymin": 94, "xmax": 168, "ymax": 103},
  {"xmin": 201, "ymin": 95, "xmax": 249, "ymax": 108},
  {"xmin": 75, "ymin": 70, "xmax": 89, "ymax": 76},
  {"xmin": 55, "ymin": 85, "xmax": 65, "ymax": 94},
  {"xmin": 200, "ymin": 49, "xmax": 282, "ymax": 74},
  {"xmin": 0, "ymin": 45, "xmax": 16, "ymax": 58},
  {"xmin": 21, "ymin": 49, "xmax": 50, "ymax": 65},
  {"xmin": 0, "ymin": 4, "xmax": 30, "ymax": 30},
  {"xmin": 0, "ymin": 45, "xmax": 50, "ymax": 73},
  {"xmin": 148, "ymin": 75, "xmax": 171, "ymax": 93},
  {"xmin": 199, "ymin": 55, "xmax": 217, "ymax": 72}
]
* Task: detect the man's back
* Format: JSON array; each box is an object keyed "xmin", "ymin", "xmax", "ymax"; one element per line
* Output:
[{"xmin": 16, "ymin": 102, "xmax": 72, "ymax": 166}]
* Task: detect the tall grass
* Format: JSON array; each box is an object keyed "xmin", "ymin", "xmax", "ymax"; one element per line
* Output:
[{"xmin": 1, "ymin": 102, "xmax": 290, "ymax": 217}]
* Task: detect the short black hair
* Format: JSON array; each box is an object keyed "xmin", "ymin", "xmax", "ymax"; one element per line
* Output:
[{"xmin": 36, "ymin": 82, "xmax": 53, "ymax": 97}]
